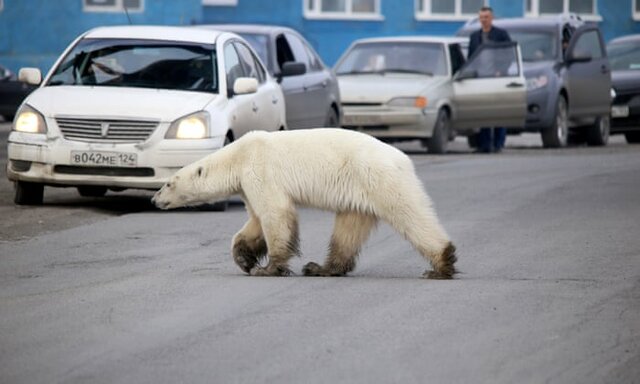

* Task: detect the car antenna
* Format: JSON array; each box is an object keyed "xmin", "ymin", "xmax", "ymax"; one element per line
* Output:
[{"xmin": 124, "ymin": 5, "xmax": 132, "ymax": 25}]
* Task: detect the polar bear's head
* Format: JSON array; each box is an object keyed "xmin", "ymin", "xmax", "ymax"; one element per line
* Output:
[{"xmin": 152, "ymin": 154, "xmax": 237, "ymax": 210}]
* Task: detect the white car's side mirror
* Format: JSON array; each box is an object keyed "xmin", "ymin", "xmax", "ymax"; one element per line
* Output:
[
  {"xmin": 233, "ymin": 77, "xmax": 258, "ymax": 95},
  {"xmin": 18, "ymin": 68, "xmax": 42, "ymax": 85}
]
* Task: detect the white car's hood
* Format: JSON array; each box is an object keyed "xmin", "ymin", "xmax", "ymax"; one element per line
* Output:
[
  {"xmin": 338, "ymin": 74, "xmax": 446, "ymax": 104},
  {"xmin": 25, "ymin": 86, "xmax": 218, "ymax": 122}
]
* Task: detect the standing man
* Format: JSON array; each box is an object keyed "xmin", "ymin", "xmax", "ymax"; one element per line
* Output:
[{"xmin": 468, "ymin": 6, "xmax": 511, "ymax": 153}]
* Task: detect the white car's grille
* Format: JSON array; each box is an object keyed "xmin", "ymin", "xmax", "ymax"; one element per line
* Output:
[{"xmin": 56, "ymin": 117, "xmax": 159, "ymax": 143}]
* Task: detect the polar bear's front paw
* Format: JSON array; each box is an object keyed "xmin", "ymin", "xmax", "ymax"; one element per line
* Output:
[
  {"xmin": 233, "ymin": 240, "xmax": 260, "ymax": 273},
  {"xmin": 233, "ymin": 252, "xmax": 257, "ymax": 274},
  {"xmin": 249, "ymin": 264, "xmax": 292, "ymax": 277},
  {"xmin": 302, "ymin": 262, "xmax": 323, "ymax": 276},
  {"xmin": 423, "ymin": 269, "xmax": 453, "ymax": 280}
]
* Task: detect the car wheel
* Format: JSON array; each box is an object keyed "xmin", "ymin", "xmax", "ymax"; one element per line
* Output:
[
  {"xmin": 14, "ymin": 181, "xmax": 44, "ymax": 205},
  {"xmin": 467, "ymin": 133, "xmax": 479, "ymax": 149},
  {"xmin": 586, "ymin": 115, "xmax": 610, "ymax": 147},
  {"xmin": 541, "ymin": 95, "xmax": 568, "ymax": 148},
  {"xmin": 324, "ymin": 107, "xmax": 339, "ymax": 127},
  {"xmin": 426, "ymin": 109, "xmax": 450, "ymax": 154},
  {"xmin": 624, "ymin": 131, "xmax": 640, "ymax": 144},
  {"xmin": 77, "ymin": 186, "xmax": 108, "ymax": 197}
]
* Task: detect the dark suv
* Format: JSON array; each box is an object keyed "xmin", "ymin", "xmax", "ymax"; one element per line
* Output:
[{"xmin": 458, "ymin": 14, "xmax": 612, "ymax": 147}]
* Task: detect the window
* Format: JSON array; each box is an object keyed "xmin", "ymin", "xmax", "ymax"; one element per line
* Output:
[
  {"xmin": 0, "ymin": 0, "xmax": 4, "ymax": 12},
  {"xmin": 525, "ymin": 0, "xmax": 599, "ymax": 20},
  {"xmin": 83, "ymin": 0, "xmax": 143, "ymax": 13},
  {"xmin": 416, "ymin": 0, "xmax": 487, "ymax": 20},
  {"xmin": 304, "ymin": 0, "xmax": 382, "ymax": 20},
  {"xmin": 48, "ymin": 39, "xmax": 217, "ymax": 93},
  {"xmin": 224, "ymin": 43, "xmax": 243, "ymax": 93},
  {"xmin": 285, "ymin": 34, "xmax": 313, "ymax": 72},
  {"xmin": 463, "ymin": 44, "xmax": 521, "ymax": 78},
  {"xmin": 572, "ymin": 30, "xmax": 603, "ymax": 59},
  {"xmin": 202, "ymin": 0, "xmax": 238, "ymax": 5},
  {"xmin": 234, "ymin": 42, "xmax": 266, "ymax": 84},
  {"xmin": 634, "ymin": 0, "xmax": 640, "ymax": 20},
  {"xmin": 335, "ymin": 42, "xmax": 448, "ymax": 76}
]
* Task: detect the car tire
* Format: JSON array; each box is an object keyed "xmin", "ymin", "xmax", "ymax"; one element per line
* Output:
[
  {"xmin": 425, "ymin": 109, "xmax": 450, "ymax": 154},
  {"xmin": 467, "ymin": 133, "xmax": 479, "ymax": 149},
  {"xmin": 624, "ymin": 132, "xmax": 640, "ymax": 144},
  {"xmin": 14, "ymin": 181, "xmax": 44, "ymax": 205},
  {"xmin": 324, "ymin": 107, "xmax": 339, "ymax": 127},
  {"xmin": 586, "ymin": 115, "xmax": 610, "ymax": 147},
  {"xmin": 541, "ymin": 95, "xmax": 569, "ymax": 148},
  {"xmin": 77, "ymin": 186, "xmax": 108, "ymax": 197}
]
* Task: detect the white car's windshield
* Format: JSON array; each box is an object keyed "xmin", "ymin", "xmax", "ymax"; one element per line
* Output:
[
  {"xmin": 48, "ymin": 38, "xmax": 218, "ymax": 93},
  {"xmin": 336, "ymin": 42, "xmax": 446, "ymax": 76},
  {"xmin": 509, "ymin": 31, "xmax": 558, "ymax": 62},
  {"xmin": 607, "ymin": 41, "xmax": 640, "ymax": 70}
]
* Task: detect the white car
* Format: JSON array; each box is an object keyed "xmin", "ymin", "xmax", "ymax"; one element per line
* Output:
[
  {"xmin": 335, "ymin": 36, "xmax": 527, "ymax": 153},
  {"xmin": 7, "ymin": 25, "xmax": 286, "ymax": 209}
]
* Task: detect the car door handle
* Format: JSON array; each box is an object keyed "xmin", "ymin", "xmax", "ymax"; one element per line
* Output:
[
  {"xmin": 506, "ymin": 82, "xmax": 524, "ymax": 88},
  {"xmin": 252, "ymin": 103, "xmax": 259, "ymax": 113},
  {"xmin": 271, "ymin": 95, "xmax": 278, "ymax": 105},
  {"xmin": 601, "ymin": 65, "xmax": 609, "ymax": 74}
]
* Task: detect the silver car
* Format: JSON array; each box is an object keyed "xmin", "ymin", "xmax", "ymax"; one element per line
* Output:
[
  {"xmin": 197, "ymin": 24, "xmax": 341, "ymax": 129},
  {"xmin": 335, "ymin": 36, "xmax": 527, "ymax": 153}
]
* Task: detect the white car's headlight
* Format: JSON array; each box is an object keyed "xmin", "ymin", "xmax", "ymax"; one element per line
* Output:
[
  {"xmin": 388, "ymin": 96, "xmax": 428, "ymax": 108},
  {"xmin": 610, "ymin": 88, "xmax": 617, "ymax": 101},
  {"xmin": 14, "ymin": 105, "xmax": 47, "ymax": 134},
  {"xmin": 166, "ymin": 111, "xmax": 210, "ymax": 139},
  {"xmin": 526, "ymin": 75, "xmax": 549, "ymax": 91}
]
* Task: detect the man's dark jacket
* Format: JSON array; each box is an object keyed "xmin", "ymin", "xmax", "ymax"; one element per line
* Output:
[{"xmin": 468, "ymin": 26, "xmax": 511, "ymax": 58}]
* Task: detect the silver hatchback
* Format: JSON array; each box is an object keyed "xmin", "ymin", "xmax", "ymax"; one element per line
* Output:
[{"xmin": 334, "ymin": 36, "xmax": 527, "ymax": 153}]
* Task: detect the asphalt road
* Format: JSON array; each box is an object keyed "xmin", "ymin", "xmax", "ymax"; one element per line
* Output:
[{"xmin": 1, "ymin": 121, "xmax": 639, "ymax": 383}]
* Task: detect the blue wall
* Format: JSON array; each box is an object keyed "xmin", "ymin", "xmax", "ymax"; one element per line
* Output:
[
  {"xmin": 202, "ymin": 0, "xmax": 640, "ymax": 66},
  {"xmin": 0, "ymin": 0, "xmax": 202, "ymax": 74},
  {"xmin": 202, "ymin": 0, "xmax": 525, "ymax": 65},
  {"xmin": 1, "ymin": 0, "xmax": 639, "ymax": 74}
]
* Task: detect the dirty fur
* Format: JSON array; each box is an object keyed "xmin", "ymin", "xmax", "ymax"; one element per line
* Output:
[{"xmin": 152, "ymin": 128, "xmax": 457, "ymax": 278}]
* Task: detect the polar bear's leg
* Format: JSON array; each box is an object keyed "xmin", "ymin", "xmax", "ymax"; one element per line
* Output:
[
  {"xmin": 377, "ymin": 187, "xmax": 457, "ymax": 279},
  {"xmin": 302, "ymin": 211, "xmax": 377, "ymax": 276},
  {"xmin": 249, "ymin": 204, "xmax": 300, "ymax": 277},
  {"xmin": 232, "ymin": 207, "xmax": 266, "ymax": 273}
]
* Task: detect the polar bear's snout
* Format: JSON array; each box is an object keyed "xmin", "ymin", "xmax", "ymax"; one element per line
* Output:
[{"xmin": 152, "ymin": 188, "xmax": 170, "ymax": 210}]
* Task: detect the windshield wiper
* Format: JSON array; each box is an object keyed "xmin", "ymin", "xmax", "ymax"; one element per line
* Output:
[
  {"xmin": 337, "ymin": 70, "xmax": 385, "ymax": 75},
  {"xmin": 381, "ymin": 68, "xmax": 434, "ymax": 76}
]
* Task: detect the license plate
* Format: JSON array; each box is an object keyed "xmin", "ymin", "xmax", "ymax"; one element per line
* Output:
[
  {"xmin": 343, "ymin": 115, "xmax": 381, "ymax": 125},
  {"xmin": 70, "ymin": 151, "xmax": 137, "ymax": 167},
  {"xmin": 611, "ymin": 105, "xmax": 629, "ymax": 118}
]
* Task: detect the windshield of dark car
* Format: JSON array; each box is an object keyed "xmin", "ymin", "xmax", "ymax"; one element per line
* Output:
[
  {"xmin": 509, "ymin": 31, "xmax": 558, "ymax": 62},
  {"xmin": 607, "ymin": 41, "xmax": 640, "ymax": 70},
  {"xmin": 48, "ymin": 38, "xmax": 218, "ymax": 93},
  {"xmin": 335, "ymin": 42, "xmax": 447, "ymax": 76},
  {"xmin": 235, "ymin": 33, "xmax": 271, "ymax": 72}
]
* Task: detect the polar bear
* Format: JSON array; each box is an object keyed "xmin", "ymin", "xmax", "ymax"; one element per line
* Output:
[{"xmin": 152, "ymin": 128, "xmax": 457, "ymax": 279}]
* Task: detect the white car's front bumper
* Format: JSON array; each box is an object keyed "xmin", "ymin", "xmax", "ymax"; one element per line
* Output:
[
  {"xmin": 341, "ymin": 105, "xmax": 438, "ymax": 139},
  {"xmin": 7, "ymin": 128, "xmax": 224, "ymax": 190}
]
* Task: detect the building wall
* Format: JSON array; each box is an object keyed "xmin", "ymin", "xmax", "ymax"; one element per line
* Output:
[
  {"xmin": 0, "ymin": 0, "xmax": 202, "ymax": 74},
  {"xmin": 202, "ymin": 0, "xmax": 640, "ymax": 66},
  {"xmin": 1, "ymin": 0, "xmax": 639, "ymax": 74}
]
